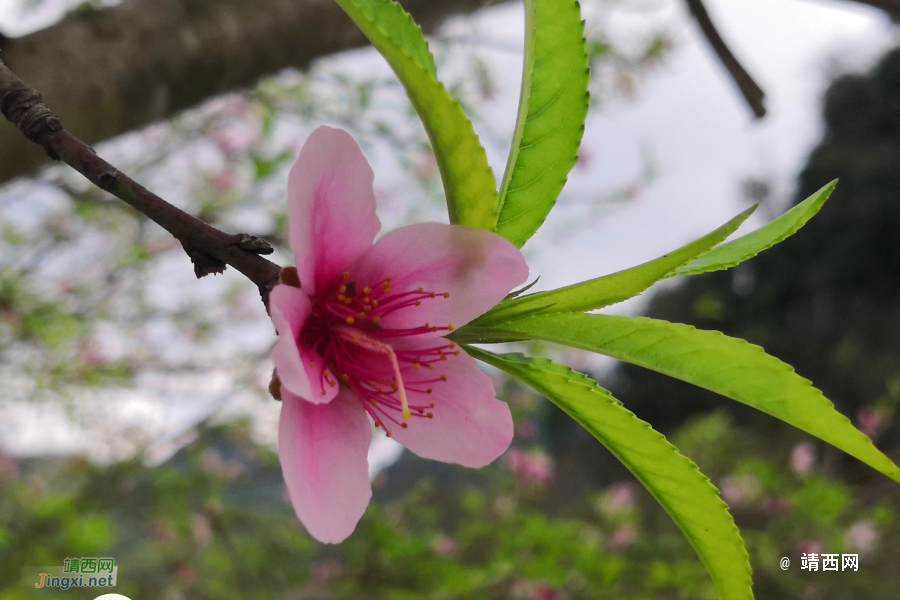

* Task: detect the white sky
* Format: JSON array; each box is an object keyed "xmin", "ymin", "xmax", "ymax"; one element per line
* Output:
[{"xmin": 0, "ymin": 0, "xmax": 895, "ymax": 463}]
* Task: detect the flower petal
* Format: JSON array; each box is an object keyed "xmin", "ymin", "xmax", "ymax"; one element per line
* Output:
[
  {"xmin": 385, "ymin": 335, "xmax": 513, "ymax": 468},
  {"xmin": 278, "ymin": 387, "xmax": 373, "ymax": 543},
  {"xmin": 270, "ymin": 284, "xmax": 338, "ymax": 404},
  {"xmin": 288, "ymin": 126, "xmax": 382, "ymax": 297},
  {"xmin": 348, "ymin": 223, "xmax": 528, "ymax": 331}
]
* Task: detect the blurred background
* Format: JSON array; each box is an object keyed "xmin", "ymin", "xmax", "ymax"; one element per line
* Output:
[{"xmin": 1, "ymin": 0, "xmax": 899, "ymax": 598}]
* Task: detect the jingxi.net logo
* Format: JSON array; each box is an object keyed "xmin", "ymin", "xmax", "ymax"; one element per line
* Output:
[{"xmin": 23, "ymin": 557, "xmax": 118, "ymax": 590}]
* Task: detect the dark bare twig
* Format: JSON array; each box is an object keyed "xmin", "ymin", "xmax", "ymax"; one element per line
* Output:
[
  {"xmin": 0, "ymin": 59, "xmax": 283, "ymax": 304},
  {"xmin": 685, "ymin": 0, "xmax": 766, "ymax": 119}
]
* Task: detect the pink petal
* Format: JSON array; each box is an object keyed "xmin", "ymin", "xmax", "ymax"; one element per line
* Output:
[
  {"xmin": 385, "ymin": 335, "xmax": 513, "ymax": 467},
  {"xmin": 278, "ymin": 387, "xmax": 373, "ymax": 543},
  {"xmin": 348, "ymin": 223, "xmax": 528, "ymax": 331},
  {"xmin": 270, "ymin": 285, "xmax": 338, "ymax": 404},
  {"xmin": 288, "ymin": 126, "xmax": 382, "ymax": 297}
]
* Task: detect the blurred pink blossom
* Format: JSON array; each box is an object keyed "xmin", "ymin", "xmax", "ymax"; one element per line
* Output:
[
  {"xmin": 857, "ymin": 407, "xmax": 887, "ymax": 438},
  {"xmin": 763, "ymin": 495, "xmax": 792, "ymax": 516},
  {"xmin": 515, "ymin": 419, "xmax": 538, "ymax": 440},
  {"xmin": 720, "ymin": 474, "xmax": 763, "ymax": 506},
  {"xmin": 212, "ymin": 122, "xmax": 259, "ymax": 156},
  {"xmin": 798, "ymin": 540, "xmax": 825, "ymax": 557},
  {"xmin": 599, "ymin": 481, "xmax": 638, "ymax": 515},
  {"xmin": 532, "ymin": 583, "xmax": 562, "ymax": 600},
  {"xmin": 790, "ymin": 442, "xmax": 816, "ymax": 476},
  {"xmin": 846, "ymin": 520, "xmax": 877, "ymax": 554},
  {"xmin": 431, "ymin": 533, "xmax": 458, "ymax": 558},
  {"xmin": 608, "ymin": 524, "xmax": 637, "ymax": 551},
  {"xmin": 211, "ymin": 170, "xmax": 238, "ymax": 192},
  {"xmin": 505, "ymin": 448, "xmax": 554, "ymax": 486}
]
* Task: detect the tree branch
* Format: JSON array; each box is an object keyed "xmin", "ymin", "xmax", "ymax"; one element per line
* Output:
[
  {"xmin": 0, "ymin": 59, "xmax": 283, "ymax": 304},
  {"xmin": 685, "ymin": 0, "xmax": 766, "ymax": 119},
  {"xmin": 0, "ymin": 0, "xmax": 498, "ymax": 183}
]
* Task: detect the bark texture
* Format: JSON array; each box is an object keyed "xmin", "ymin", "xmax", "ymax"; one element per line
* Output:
[{"xmin": 0, "ymin": 0, "xmax": 496, "ymax": 182}]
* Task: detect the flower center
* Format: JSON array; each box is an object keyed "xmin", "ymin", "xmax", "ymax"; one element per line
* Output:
[{"xmin": 301, "ymin": 271, "xmax": 460, "ymax": 436}]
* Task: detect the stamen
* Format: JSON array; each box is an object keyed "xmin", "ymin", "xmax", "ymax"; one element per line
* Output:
[{"xmin": 334, "ymin": 324, "xmax": 412, "ymax": 420}]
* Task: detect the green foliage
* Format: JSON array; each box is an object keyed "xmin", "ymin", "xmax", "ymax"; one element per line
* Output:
[
  {"xmin": 474, "ymin": 313, "xmax": 900, "ymax": 483},
  {"xmin": 462, "ymin": 205, "xmax": 756, "ymax": 331},
  {"xmin": 334, "ymin": 0, "xmax": 499, "ymax": 230},
  {"xmin": 671, "ymin": 181, "xmax": 837, "ymax": 277},
  {"xmin": 495, "ymin": 0, "xmax": 590, "ymax": 247},
  {"xmin": 467, "ymin": 348, "xmax": 753, "ymax": 600}
]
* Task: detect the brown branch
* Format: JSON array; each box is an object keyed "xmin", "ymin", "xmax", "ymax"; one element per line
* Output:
[
  {"xmin": 0, "ymin": 0, "xmax": 498, "ymax": 183},
  {"xmin": 0, "ymin": 59, "xmax": 283, "ymax": 304},
  {"xmin": 685, "ymin": 0, "xmax": 766, "ymax": 119}
]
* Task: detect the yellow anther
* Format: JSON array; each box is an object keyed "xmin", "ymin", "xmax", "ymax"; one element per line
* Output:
[
  {"xmin": 430, "ymin": 292, "xmax": 436, "ymax": 298},
  {"xmin": 369, "ymin": 398, "xmax": 377, "ymax": 406},
  {"xmin": 372, "ymin": 299, "xmax": 379, "ymax": 307},
  {"xmin": 401, "ymin": 423, "xmax": 408, "ymax": 429},
  {"xmin": 426, "ymin": 388, "xmax": 432, "ymax": 394},
  {"xmin": 346, "ymin": 317, "xmax": 355, "ymax": 325},
  {"xmin": 418, "ymin": 287, "xmax": 424, "ymax": 292},
  {"xmin": 343, "ymin": 271, "xmax": 351, "ymax": 279},
  {"xmin": 338, "ymin": 294, "xmax": 346, "ymax": 301},
  {"xmin": 424, "ymin": 323, "xmax": 430, "ymax": 329},
  {"xmin": 364, "ymin": 305, "xmax": 372, "ymax": 312},
  {"xmin": 454, "ymin": 350, "xmax": 460, "ymax": 356},
  {"xmin": 443, "ymin": 292, "xmax": 450, "ymax": 298},
  {"xmin": 417, "ymin": 409, "xmax": 424, "ymax": 414},
  {"xmin": 440, "ymin": 355, "xmax": 447, "ymax": 361},
  {"xmin": 428, "ymin": 364, "xmax": 436, "ymax": 370},
  {"xmin": 344, "ymin": 297, "xmax": 352, "ymax": 305},
  {"xmin": 414, "ymin": 301, "xmax": 421, "ymax": 306},
  {"xmin": 440, "ymin": 375, "xmax": 448, "ymax": 382},
  {"xmin": 413, "ymin": 363, "xmax": 420, "ymax": 370},
  {"xmin": 374, "ymin": 422, "xmax": 381, "ymax": 428},
  {"xmin": 429, "ymin": 403, "xmax": 435, "ymax": 408},
  {"xmin": 448, "ymin": 324, "xmax": 455, "ymax": 331},
  {"xmin": 357, "ymin": 312, "xmax": 365, "ymax": 319},
  {"xmin": 339, "ymin": 285, "xmax": 347, "ymax": 293},
  {"xmin": 426, "ymin": 413, "xmax": 434, "ymax": 419},
  {"xmin": 363, "ymin": 286, "xmax": 371, "ymax": 294},
  {"xmin": 364, "ymin": 297, "xmax": 371, "ymax": 304},
  {"xmin": 373, "ymin": 316, "xmax": 381, "ymax": 324},
  {"xmin": 449, "ymin": 343, "xmax": 456, "ymax": 349},
  {"xmin": 386, "ymin": 431, "xmax": 393, "ymax": 438},
  {"xmin": 341, "ymin": 374, "xmax": 350, "ymax": 382}
]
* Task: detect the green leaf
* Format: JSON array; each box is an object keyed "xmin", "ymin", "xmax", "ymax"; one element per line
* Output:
[
  {"xmin": 671, "ymin": 180, "xmax": 836, "ymax": 277},
  {"xmin": 470, "ymin": 204, "xmax": 756, "ymax": 326},
  {"xmin": 334, "ymin": 0, "xmax": 498, "ymax": 230},
  {"xmin": 495, "ymin": 0, "xmax": 590, "ymax": 247},
  {"xmin": 467, "ymin": 347, "xmax": 752, "ymax": 600},
  {"xmin": 490, "ymin": 313, "xmax": 900, "ymax": 483}
]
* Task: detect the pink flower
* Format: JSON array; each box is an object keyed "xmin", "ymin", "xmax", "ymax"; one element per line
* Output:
[
  {"xmin": 270, "ymin": 126, "xmax": 528, "ymax": 543},
  {"xmin": 504, "ymin": 448, "xmax": 554, "ymax": 486},
  {"xmin": 790, "ymin": 442, "xmax": 816, "ymax": 476}
]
